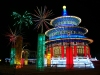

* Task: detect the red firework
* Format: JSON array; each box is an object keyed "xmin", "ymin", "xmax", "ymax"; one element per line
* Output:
[{"xmin": 5, "ymin": 27, "xmax": 18, "ymax": 47}]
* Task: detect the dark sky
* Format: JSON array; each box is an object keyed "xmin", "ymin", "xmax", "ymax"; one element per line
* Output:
[{"xmin": 0, "ymin": 0, "xmax": 100, "ymax": 60}]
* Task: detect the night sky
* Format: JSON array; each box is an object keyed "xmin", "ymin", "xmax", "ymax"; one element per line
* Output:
[{"xmin": 0, "ymin": 0, "xmax": 100, "ymax": 61}]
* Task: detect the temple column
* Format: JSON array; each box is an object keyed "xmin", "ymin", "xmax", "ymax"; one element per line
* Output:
[
  {"xmin": 84, "ymin": 45, "xmax": 87, "ymax": 57},
  {"xmin": 61, "ymin": 46, "xmax": 64, "ymax": 58},
  {"xmin": 46, "ymin": 49, "xmax": 48, "ymax": 55},
  {"xmin": 66, "ymin": 46, "xmax": 73, "ymax": 69},
  {"xmin": 50, "ymin": 47, "xmax": 53, "ymax": 58},
  {"xmin": 69, "ymin": 47, "xmax": 73, "ymax": 69},
  {"xmin": 66, "ymin": 47, "xmax": 69, "ymax": 68},
  {"xmin": 74, "ymin": 45, "xmax": 77, "ymax": 57},
  {"xmin": 88, "ymin": 47, "xmax": 91, "ymax": 58}
]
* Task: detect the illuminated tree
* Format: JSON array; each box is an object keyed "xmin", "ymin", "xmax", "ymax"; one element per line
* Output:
[
  {"xmin": 5, "ymin": 27, "xmax": 18, "ymax": 65},
  {"xmin": 11, "ymin": 11, "xmax": 33, "ymax": 68},
  {"xmin": 11, "ymin": 11, "xmax": 33, "ymax": 30},
  {"xmin": 6, "ymin": 28, "xmax": 18, "ymax": 47},
  {"xmin": 15, "ymin": 36, "xmax": 23, "ymax": 68},
  {"xmin": 33, "ymin": 6, "xmax": 53, "ymax": 33},
  {"xmin": 33, "ymin": 6, "xmax": 53, "ymax": 71}
]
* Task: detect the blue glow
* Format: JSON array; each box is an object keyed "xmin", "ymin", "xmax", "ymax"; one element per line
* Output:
[
  {"xmin": 47, "ymin": 27, "xmax": 86, "ymax": 36},
  {"xmin": 49, "ymin": 34, "xmax": 86, "ymax": 40},
  {"xmin": 62, "ymin": 5, "xmax": 67, "ymax": 16},
  {"xmin": 63, "ymin": 9, "xmax": 67, "ymax": 16},
  {"xmin": 52, "ymin": 17, "xmax": 80, "ymax": 27},
  {"xmin": 56, "ymin": 24, "xmax": 74, "ymax": 27}
]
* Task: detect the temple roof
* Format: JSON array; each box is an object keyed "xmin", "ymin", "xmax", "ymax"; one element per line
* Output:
[{"xmin": 50, "ymin": 16, "xmax": 81, "ymax": 27}]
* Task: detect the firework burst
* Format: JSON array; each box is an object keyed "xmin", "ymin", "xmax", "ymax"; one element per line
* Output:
[
  {"xmin": 5, "ymin": 27, "xmax": 20, "ymax": 47},
  {"xmin": 33, "ymin": 6, "xmax": 53, "ymax": 33},
  {"xmin": 11, "ymin": 11, "xmax": 33, "ymax": 30}
]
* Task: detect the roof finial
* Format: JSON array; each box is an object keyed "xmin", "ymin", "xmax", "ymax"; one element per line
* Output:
[{"xmin": 63, "ymin": 5, "xmax": 67, "ymax": 16}]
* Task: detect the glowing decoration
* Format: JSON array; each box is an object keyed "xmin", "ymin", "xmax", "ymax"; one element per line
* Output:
[
  {"xmin": 33, "ymin": 6, "xmax": 53, "ymax": 33},
  {"xmin": 74, "ymin": 46, "xmax": 77, "ymax": 57},
  {"xmin": 10, "ymin": 48, "xmax": 16, "ymax": 65},
  {"xmin": 69, "ymin": 47, "xmax": 73, "ymax": 69},
  {"xmin": 11, "ymin": 11, "xmax": 33, "ymax": 30},
  {"xmin": 43, "ymin": 5, "xmax": 95, "ymax": 70},
  {"xmin": 66, "ymin": 47, "xmax": 73, "ymax": 69},
  {"xmin": 88, "ymin": 47, "xmax": 91, "ymax": 58},
  {"xmin": 33, "ymin": 6, "xmax": 52, "ymax": 71},
  {"xmin": 63, "ymin": 5, "xmax": 67, "ymax": 16},
  {"xmin": 16, "ymin": 65, "xmax": 21, "ymax": 69},
  {"xmin": 63, "ymin": 5, "xmax": 66, "ymax": 9},
  {"xmin": 5, "ymin": 28, "xmax": 18, "ymax": 46},
  {"xmin": 53, "ymin": 46, "xmax": 61, "ymax": 57},
  {"xmin": 61, "ymin": 46, "xmax": 64, "ymax": 58},
  {"xmin": 50, "ymin": 47, "xmax": 53, "ymax": 58},
  {"xmin": 46, "ymin": 49, "xmax": 48, "ymax": 55},
  {"xmin": 21, "ymin": 58, "xmax": 24, "ymax": 67},
  {"xmin": 47, "ymin": 52, "xmax": 51, "ymax": 67},
  {"xmin": 21, "ymin": 43, "xmax": 30, "ymax": 65},
  {"xmin": 50, "ymin": 16, "xmax": 82, "ymax": 27},
  {"xmin": 15, "ymin": 36, "xmax": 23, "ymax": 68},
  {"xmin": 22, "ymin": 49, "xmax": 29, "ymax": 65},
  {"xmin": 0, "ymin": 59, "xmax": 1, "ymax": 62},
  {"xmin": 36, "ymin": 34, "xmax": 45, "ymax": 71},
  {"xmin": 21, "ymin": 50, "xmax": 24, "ymax": 67},
  {"xmin": 66, "ymin": 47, "xmax": 69, "ymax": 68},
  {"xmin": 5, "ymin": 28, "xmax": 18, "ymax": 65},
  {"xmin": 84, "ymin": 46, "xmax": 86, "ymax": 57}
]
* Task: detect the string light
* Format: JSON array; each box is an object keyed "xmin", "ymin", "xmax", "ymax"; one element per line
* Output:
[{"xmin": 11, "ymin": 11, "xmax": 33, "ymax": 30}]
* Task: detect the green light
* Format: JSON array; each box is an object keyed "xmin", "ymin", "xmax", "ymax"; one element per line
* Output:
[
  {"xmin": 36, "ymin": 34, "xmax": 45, "ymax": 71},
  {"xmin": 10, "ymin": 48, "xmax": 16, "ymax": 65},
  {"xmin": 11, "ymin": 11, "xmax": 33, "ymax": 30}
]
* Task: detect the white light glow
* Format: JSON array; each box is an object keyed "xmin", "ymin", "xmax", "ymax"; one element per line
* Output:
[
  {"xmin": 44, "ymin": 57, "xmax": 95, "ymax": 68},
  {"xmin": 63, "ymin": 6, "xmax": 66, "ymax": 9}
]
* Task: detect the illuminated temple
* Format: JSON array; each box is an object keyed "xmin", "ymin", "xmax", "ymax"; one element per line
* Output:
[{"xmin": 44, "ymin": 6, "xmax": 94, "ymax": 68}]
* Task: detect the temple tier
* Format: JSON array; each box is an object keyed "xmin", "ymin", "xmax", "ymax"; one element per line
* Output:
[{"xmin": 45, "ymin": 7, "xmax": 94, "ymax": 68}]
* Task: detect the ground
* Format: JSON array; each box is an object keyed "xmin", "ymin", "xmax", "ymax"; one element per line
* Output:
[{"xmin": 0, "ymin": 64, "xmax": 100, "ymax": 75}]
